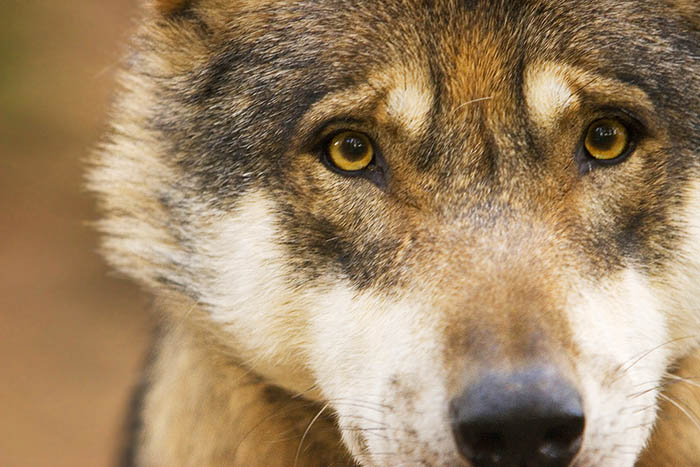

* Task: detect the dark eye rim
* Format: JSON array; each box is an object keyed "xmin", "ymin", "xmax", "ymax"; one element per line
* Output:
[
  {"xmin": 320, "ymin": 129, "xmax": 389, "ymax": 187},
  {"xmin": 576, "ymin": 112, "xmax": 645, "ymax": 172}
]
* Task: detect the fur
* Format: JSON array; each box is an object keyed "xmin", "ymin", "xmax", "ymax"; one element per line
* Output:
[{"xmin": 90, "ymin": 1, "xmax": 700, "ymax": 465}]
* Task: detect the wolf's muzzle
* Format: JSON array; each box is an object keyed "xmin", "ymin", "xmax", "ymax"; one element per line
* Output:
[{"xmin": 449, "ymin": 366, "xmax": 584, "ymax": 467}]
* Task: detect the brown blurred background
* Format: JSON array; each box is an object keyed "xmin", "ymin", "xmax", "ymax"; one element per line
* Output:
[{"xmin": 0, "ymin": 2, "xmax": 151, "ymax": 466}]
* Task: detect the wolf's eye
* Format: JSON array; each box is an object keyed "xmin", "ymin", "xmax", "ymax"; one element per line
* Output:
[
  {"xmin": 327, "ymin": 131, "xmax": 374, "ymax": 172},
  {"xmin": 584, "ymin": 118, "xmax": 630, "ymax": 161}
]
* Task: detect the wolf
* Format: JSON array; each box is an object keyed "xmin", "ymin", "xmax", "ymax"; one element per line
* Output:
[{"xmin": 90, "ymin": 0, "xmax": 700, "ymax": 465}]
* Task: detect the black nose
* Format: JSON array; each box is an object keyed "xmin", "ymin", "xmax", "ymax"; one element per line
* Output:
[{"xmin": 449, "ymin": 367, "xmax": 584, "ymax": 467}]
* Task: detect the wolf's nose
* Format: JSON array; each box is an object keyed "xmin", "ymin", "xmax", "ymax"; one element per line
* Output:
[{"xmin": 449, "ymin": 367, "xmax": 584, "ymax": 467}]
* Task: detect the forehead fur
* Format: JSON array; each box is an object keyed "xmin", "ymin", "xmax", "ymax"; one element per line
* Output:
[
  {"xmin": 524, "ymin": 63, "xmax": 578, "ymax": 131},
  {"xmin": 384, "ymin": 71, "xmax": 434, "ymax": 137}
]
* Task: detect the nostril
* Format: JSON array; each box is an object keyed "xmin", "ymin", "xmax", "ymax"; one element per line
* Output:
[
  {"xmin": 459, "ymin": 427, "xmax": 506, "ymax": 462},
  {"xmin": 540, "ymin": 416, "xmax": 585, "ymax": 460},
  {"xmin": 474, "ymin": 431, "xmax": 505, "ymax": 454}
]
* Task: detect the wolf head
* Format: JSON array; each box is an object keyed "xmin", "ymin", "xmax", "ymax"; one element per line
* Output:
[{"xmin": 92, "ymin": 0, "xmax": 699, "ymax": 465}]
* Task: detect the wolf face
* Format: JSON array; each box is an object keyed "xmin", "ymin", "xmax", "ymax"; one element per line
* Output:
[{"xmin": 92, "ymin": 0, "xmax": 699, "ymax": 465}]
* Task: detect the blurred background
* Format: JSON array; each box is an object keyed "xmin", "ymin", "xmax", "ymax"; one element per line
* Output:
[{"xmin": 0, "ymin": 2, "xmax": 151, "ymax": 466}]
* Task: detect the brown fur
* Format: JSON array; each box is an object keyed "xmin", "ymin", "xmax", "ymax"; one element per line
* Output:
[
  {"xmin": 638, "ymin": 354, "xmax": 700, "ymax": 466},
  {"xmin": 136, "ymin": 315, "xmax": 353, "ymax": 466},
  {"xmin": 669, "ymin": 0, "xmax": 700, "ymax": 28},
  {"xmin": 152, "ymin": 0, "xmax": 190, "ymax": 15}
]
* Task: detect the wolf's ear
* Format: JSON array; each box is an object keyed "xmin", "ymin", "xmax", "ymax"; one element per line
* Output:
[{"xmin": 152, "ymin": 0, "xmax": 192, "ymax": 16}]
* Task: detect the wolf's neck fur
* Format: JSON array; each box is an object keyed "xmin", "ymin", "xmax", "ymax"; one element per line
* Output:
[{"xmin": 130, "ymin": 321, "xmax": 355, "ymax": 467}]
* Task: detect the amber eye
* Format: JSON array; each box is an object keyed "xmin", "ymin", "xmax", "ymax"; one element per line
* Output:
[
  {"xmin": 327, "ymin": 131, "xmax": 374, "ymax": 172},
  {"xmin": 584, "ymin": 118, "xmax": 631, "ymax": 161}
]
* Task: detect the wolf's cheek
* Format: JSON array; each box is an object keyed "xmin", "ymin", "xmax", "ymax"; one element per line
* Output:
[
  {"xmin": 192, "ymin": 191, "xmax": 321, "ymax": 396},
  {"xmin": 653, "ymin": 179, "xmax": 700, "ymax": 351},
  {"xmin": 565, "ymin": 269, "xmax": 671, "ymax": 465}
]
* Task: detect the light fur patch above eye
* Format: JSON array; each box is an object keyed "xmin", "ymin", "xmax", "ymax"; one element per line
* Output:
[
  {"xmin": 385, "ymin": 81, "xmax": 433, "ymax": 135},
  {"xmin": 524, "ymin": 63, "xmax": 578, "ymax": 130}
]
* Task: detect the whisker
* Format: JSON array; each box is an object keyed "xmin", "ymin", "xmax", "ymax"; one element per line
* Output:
[
  {"xmin": 658, "ymin": 393, "xmax": 700, "ymax": 433},
  {"xmin": 627, "ymin": 384, "xmax": 662, "ymax": 400},
  {"xmin": 232, "ymin": 401, "xmax": 309, "ymax": 459},
  {"xmin": 455, "ymin": 96, "xmax": 493, "ymax": 111},
  {"xmin": 329, "ymin": 397, "xmax": 392, "ymax": 408},
  {"xmin": 339, "ymin": 414, "xmax": 390, "ymax": 427},
  {"xmin": 664, "ymin": 372, "xmax": 700, "ymax": 389},
  {"xmin": 294, "ymin": 402, "xmax": 331, "ymax": 467},
  {"xmin": 610, "ymin": 335, "xmax": 696, "ymax": 384}
]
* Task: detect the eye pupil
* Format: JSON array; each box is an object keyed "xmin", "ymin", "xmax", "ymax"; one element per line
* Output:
[
  {"xmin": 339, "ymin": 135, "xmax": 368, "ymax": 161},
  {"xmin": 589, "ymin": 124, "xmax": 619, "ymax": 151}
]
